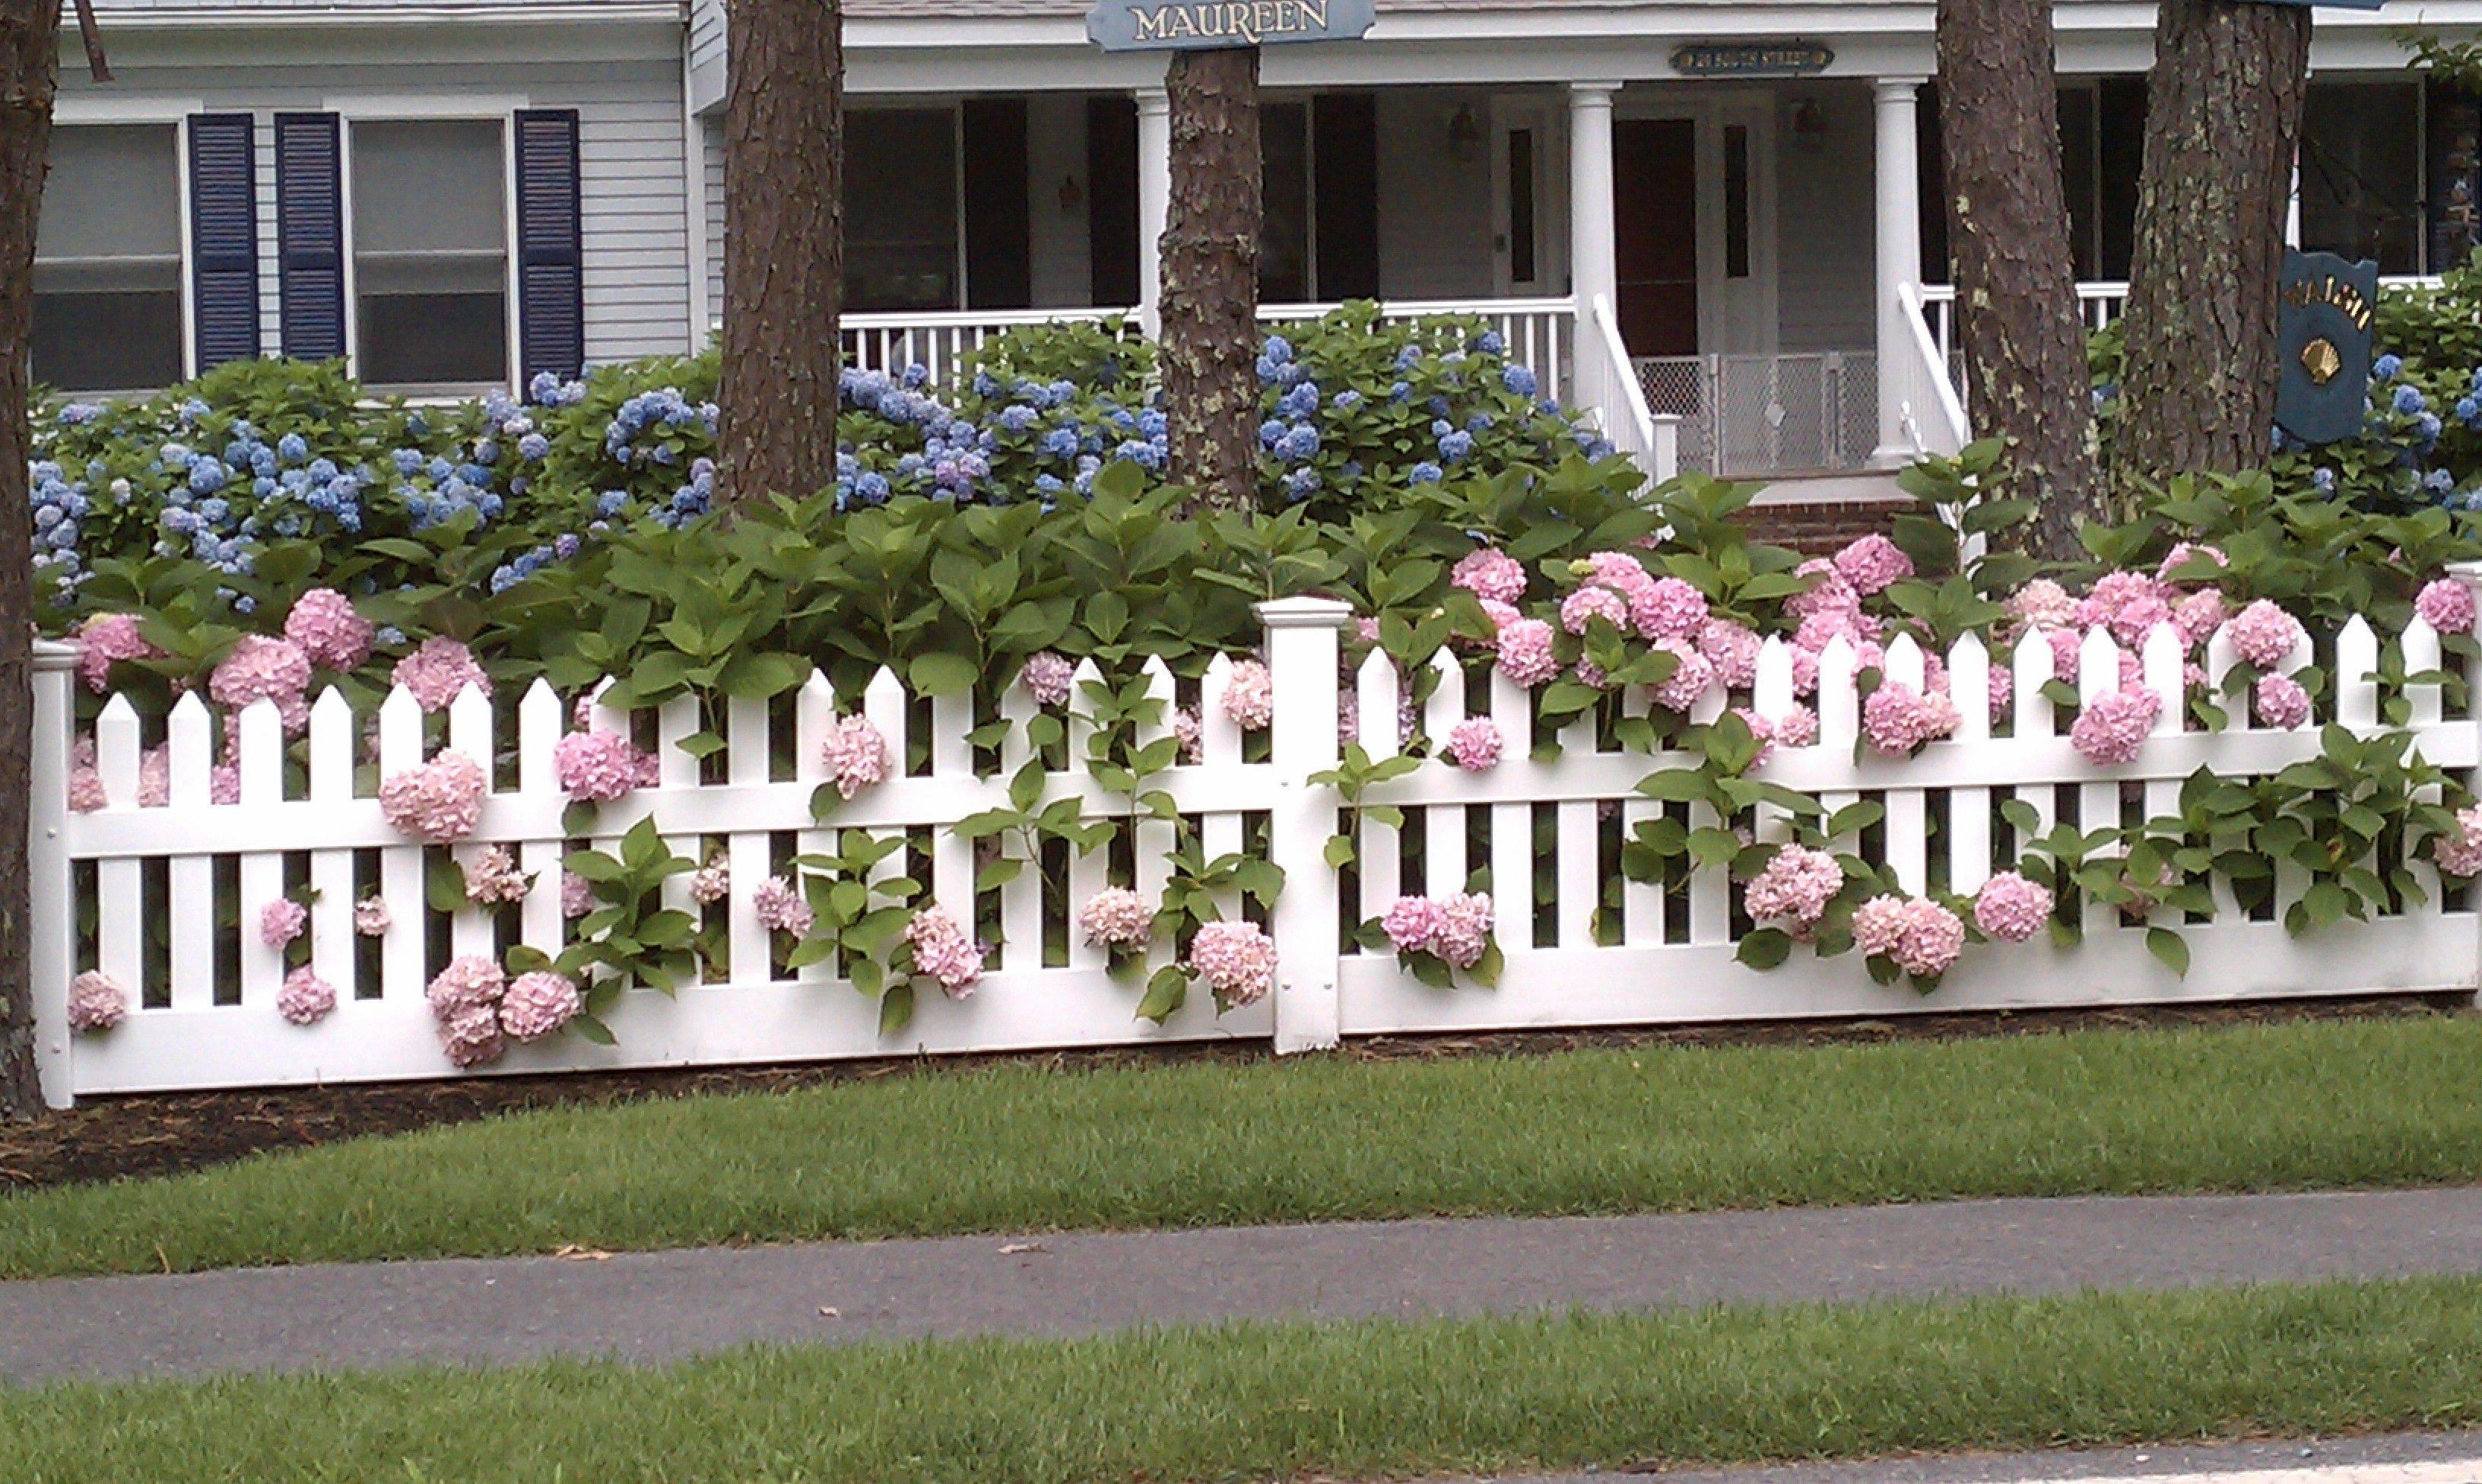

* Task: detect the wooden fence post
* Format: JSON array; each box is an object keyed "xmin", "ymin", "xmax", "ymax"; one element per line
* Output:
[
  {"xmin": 1257, "ymin": 595, "xmax": 1351, "ymax": 1054},
  {"xmin": 27, "ymin": 640, "xmax": 78, "ymax": 1108}
]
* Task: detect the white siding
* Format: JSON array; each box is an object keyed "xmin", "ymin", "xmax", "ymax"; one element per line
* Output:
[
  {"xmin": 703, "ymin": 114, "xmax": 725, "ymax": 332},
  {"xmin": 690, "ymin": 0, "xmax": 728, "ymax": 114},
  {"xmin": 1374, "ymin": 88, "xmax": 1497, "ymax": 300},
  {"xmin": 1773, "ymin": 81, "xmax": 1876, "ymax": 354},
  {"xmin": 62, "ymin": 59, "xmax": 695, "ymax": 370}
]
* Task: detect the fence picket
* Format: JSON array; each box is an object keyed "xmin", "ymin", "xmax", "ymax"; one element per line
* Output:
[
  {"xmin": 1354, "ymin": 652, "xmax": 1402, "ymax": 940},
  {"xmin": 2004, "ymin": 630, "xmax": 2057, "ymax": 866},
  {"xmin": 792, "ymin": 670, "xmax": 836, "ymax": 986},
  {"xmin": 1422, "ymin": 652, "xmax": 1467, "ymax": 896},
  {"xmin": 518, "ymin": 681, "xmax": 567, "ymax": 966},
  {"xmin": 1946, "ymin": 636, "xmax": 1992, "ymax": 896},
  {"xmin": 1883, "ymin": 636, "xmax": 1928, "ymax": 895},
  {"xmin": 861, "ymin": 667, "xmax": 908, "ymax": 937},
  {"xmin": 1133, "ymin": 658, "xmax": 1178, "ymax": 957},
  {"xmin": 447, "ymin": 687, "xmax": 497, "ymax": 964},
  {"xmin": 1199, "ymin": 656, "xmax": 1245, "ymax": 923},
  {"xmin": 1814, "ymin": 637, "xmax": 1860, "ymax": 850},
  {"xmin": 998, "ymin": 682, "xmax": 1043, "ymax": 972},
  {"xmin": 1490, "ymin": 667, "xmax": 1533, "ymax": 949},
  {"xmin": 2338, "ymin": 616, "xmax": 2380, "ymax": 729},
  {"xmin": 1685, "ymin": 684, "xmax": 1730, "ymax": 945},
  {"xmin": 1065, "ymin": 660, "xmax": 1112, "ymax": 972},
  {"xmin": 1618, "ymin": 688, "xmax": 1665, "ymax": 942},
  {"xmin": 236, "ymin": 700, "xmax": 287, "ymax": 1005},
  {"xmin": 377, "ymin": 690, "xmax": 427, "ymax": 1000},
  {"xmin": 95, "ymin": 696, "xmax": 142, "ymax": 1001},
  {"xmin": 164, "ymin": 693, "xmax": 216, "ymax": 1011},
  {"xmin": 306, "ymin": 690, "xmax": 356, "ymax": 1001},
  {"xmin": 2075, "ymin": 629, "xmax": 2122, "ymax": 936}
]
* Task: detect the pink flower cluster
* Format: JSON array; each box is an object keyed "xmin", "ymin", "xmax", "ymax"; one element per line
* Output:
[
  {"xmin": 1833, "ymin": 534, "xmax": 1914, "ymax": 597},
  {"xmin": 1380, "ymin": 893, "xmax": 1494, "ymax": 969},
  {"xmin": 2077, "ymin": 571, "xmax": 2174, "ymax": 648},
  {"xmin": 75, "ymin": 614, "xmax": 163, "ymax": 693},
  {"xmin": 2006, "ymin": 579, "xmax": 2077, "ymax": 633},
  {"xmin": 500, "ymin": 971, "xmax": 583, "ymax": 1042},
  {"xmin": 259, "ymin": 898, "xmax": 307, "ymax": 951},
  {"xmin": 284, "ymin": 588, "xmax": 375, "ymax": 671},
  {"xmin": 906, "ymin": 908, "xmax": 986, "ymax": 997},
  {"xmin": 2069, "ymin": 686, "xmax": 2162, "ymax": 766},
  {"xmin": 2433, "ymin": 806, "xmax": 2482, "ymax": 878},
  {"xmin": 393, "ymin": 638, "xmax": 491, "ymax": 714},
  {"xmin": 1222, "ymin": 658, "xmax": 1275, "ymax": 731},
  {"xmin": 1698, "ymin": 619, "xmax": 1762, "ymax": 689},
  {"xmin": 1447, "ymin": 717, "xmax": 1503, "ymax": 771},
  {"xmin": 2156, "ymin": 542, "xmax": 2228, "ymax": 582},
  {"xmin": 1649, "ymin": 639, "xmax": 1716, "ymax": 714},
  {"xmin": 2253, "ymin": 674, "xmax": 2312, "ymax": 731},
  {"xmin": 554, "ymin": 730, "xmax": 645, "ymax": 804},
  {"xmin": 1189, "ymin": 919, "xmax": 1278, "ymax": 1006},
  {"xmin": 1021, "ymin": 652, "xmax": 1076, "ymax": 708},
  {"xmin": 427, "ymin": 956, "xmax": 508, "ymax": 1067},
  {"xmin": 354, "ymin": 897, "xmax": 393, "ymax": 937},
  {"xmin": 379, "ymin": 751, "xmax": 488, "ymax": 843},
  {"xmin": 754, "ymin": 875, "xmax": 814, "ymax": 937},
  {"xmin": 462, "ymin": 845, "xmax": 530, "ymax": 905},
  {"xmin": 1852, "ymin": 894, "xmax": 1966, "ymax": 978},
  {"xmin": 2225, "ymin": 599, "xmax": 2306, "ymax": 671},
  {"xmin": 278, "ymin": 966, "xmax": 337, "ymax": 1027},
  {"xmin": 563, "ymin": 870, "xmax": 596, "ymax": 919},
  {"xmin": 2417, "ymin": 579, "xmax": 2477, "ymax": 637},
  {"xmin": 1560, "ymin": 585, "xmax": 1630, "ymax": 637},
  {"xmin": 1078, "ymin": 887, "xmax": 1155, "ymax": 950},
  {"xmin": 209, "ymin": 635, "xmax": 313, "ymax": 733},
  {"xmin": 1743, "ymin": 845, "xmax": 1844, "ymax": 929},
  {"xmin": 1972, "ymin": 872, "xmax": 2052, "ymax": 944},
  {"xmin": 67, "ymin": 971, "xmax": 129, "ymax": 1032},
  {"xmin": 1451, "ymin": 547, "xmax": 1529, "ymax": 605},
  {"xmin": 1496, "ymin": 617, "xmax": 1559, "ymax": 688},
  {"xmin": 1862, "ymin": 683, "xmax": 1960, "ymax": 758},
  {"xmin": 690, "ymin": 854, "xmax": 732, "ymax": 907},
  {"xmin": 821, "ymin": 715, "xmax": 890, "ymax": 801}
]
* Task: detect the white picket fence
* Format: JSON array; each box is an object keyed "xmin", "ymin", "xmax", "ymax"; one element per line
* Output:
[{"xmin": 24, "ymin": 599, "xmax": 2480, "ymax": 1108}]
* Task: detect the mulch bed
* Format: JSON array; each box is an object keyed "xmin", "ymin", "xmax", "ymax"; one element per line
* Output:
[{"xmin": 2, "ymin": 993, "xmax": 2468, "ymax": 1196}]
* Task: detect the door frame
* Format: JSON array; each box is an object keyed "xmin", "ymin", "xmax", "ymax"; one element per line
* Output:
[
  {"xmin": 1489, "ymin": 92, "xmax": 1571, "ymax": 298},
  {"xmin": 1612, "ymin": 87, "xmax": 1780, "ymax": 357}
]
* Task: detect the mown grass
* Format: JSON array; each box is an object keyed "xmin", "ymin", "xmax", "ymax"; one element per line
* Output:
[
  {"xmin": 11, "ymin": 1277, "xmax": 2482, "ymax": 1482},
  {"xmin": 8, "ymin": 1013, "xmax": 2482, "ymax": 1281}
]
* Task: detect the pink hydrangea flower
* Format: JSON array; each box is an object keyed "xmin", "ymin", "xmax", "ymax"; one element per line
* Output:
[
  {"xmin": 1862, "ymin": 683, "xmax": 1960, "ymax": 757},
  {"xmin": 1432, "ymin": 893, "xmax": 1494, "ymax": 969},
  {"xmin": 1337, "ymin": 693, "xmax": 1360, "ymax": 750},
  {"xmin": 1729, "ymin": 709, "xmax": 1778, "ymax": 767},
  {"xmin": 66, "ymin": 765, "xmax": 107, "ymax": 813},
  {"xmin": 754, "ymin": 875, "xmax": 814, "ymax": 937},
  {"xmin": 1986, "ymin": 667, "xmax": 2015, "ymax": 723},
  {"xmin": 820, "ymin": 714, "xmax": 891, "ymax": 801},
  {"xmin": 211, "ymin": 762, "xmax": 241, "ymax": 807},
  {"xmin": 2253, "ymin": 673, "xmax": 2312, "ymax": 731},
  {"xmin": 1381, "ymin": 896, "xmax": 1449, "ymax": 956},
  {"xmin": 1020, "ymin": 652, "xmax": 1076, "ymax": 708},
  {"xmin": 354, "ymin": 896, "xmax": 392, "ymax": 937},
  {"xmin": 1649, "ymin": 638, "xmax": 1717, "ymax": 714},
  {"xmin": 137, "ymin": 746, "xmax": 171, "ymax": 810},
  {"xmin": 1447, "ymin": 717, "xmax": 1503, "ymax": 771},
  {"xmin": 278, "ymin": 966, "xmax": 338, "ymax": 1027},
  {"xmin": 426, "ymin": 956, "xmax": 506, "ymax": 1017},
  {"xmin": 2156, "ymin": 542, "xmax": 2228, "ymax": 582},
  {"xmin": 1474, "ymin": 598, "xmax": 1522, "ymax": 639},
  {"xmin": 1788, "ymin": 647, "xmax": 1821, "ymax": 698},
  {"xmin": 2171, "ymin": 590, "xmax": 2229, "ymax": 649},
  {"xmin": 462, "ymin": 845, "xmax": 529, "ymax": 905},
  {"xmin": 393, "ymin": 637, "xmax": 492, "ymax": 714},
  {"xmin": 68, "ymin": 971, "xmax": 129, "ymax": 1032},
  {"xmin": 1852, "ymin": 894, "xmax": 1966, "ymax": 977},
  {"xmin": 2433, "ymin": 806, "xmax": 2482, "ymax": 877},
  {"xmin": 1496, "ymin": 617, "xmax": 1560, "ymax": 688},
  {"xmin": 1973, "ymin": 872, "xmax": 2051, "ymax": 944},
  {"xmin": 1220, "ymin": 659, "xmax": 1274, "ymax": 731},
  {"xmin": 1833, "ymin": 534, "xmax": 1914, "ymax": 597},
  {"xmin": 1573, "ymin": 657, "xmax": 1611, "ymax": 691},
  {"xmin": 283, "ymin": 588, "xmax": 375, "ymax": 671},
  {"xmin": 554, "ymin": 730, "xmax": 643, "ymax": 804},
  {"xmin": 1560, "ymin": 585, "xmax": 1630, "ymax": 637},
  {"xmin": 1696, "ymin": 619, "xmax": 1762, "ymax": 690},
  {"xmin": 562, "ymin": 870, "xmax": 595, "ymax": 919},
  {"xmin": 905, "ymin": 907, "xmax": 986, "ymax": 997},
  {"xmin": 2006, "ymin": 579, "xmax": 2078, "ymax": 632},
  {"xmin": 1189, "ymin": 920, "xmax": 1278, "ymax": 1005},
  {"xmin": 75, "ymin": 614, "xmax": 163, "ymax": 693},
  {"xmin": 2042, "ymin": 626, "xmax": 2085, "ymax": 687},
  {"xmin": 1450, "ymin": 547, "xmax": 1529, "ymax": 605},
  {"xmin": 2417, "ymin": 578, "xmax": 2477, "ymax": 636},
  {"xmin": 1579, "ymin": 550, "xmax": 1655, "ymax": 598},
  {"xmin": 1794, "ymin": 608, "xmax": 1881, "ymax": 655},
  {"xmin": 1744, "ymin": 845, "xmax": 1843, "ymax": 929},
  {"xmin": 1078, "ymin": 887, "xmax": 1154, "ymax": 950},
  {"xmin": 1769, "ymin": 704, "xmax": 1820, "ymax": 750},
  {"xmin": 500, "ymin": 971, "xmax": 582, "ymax": 1042},
  {"xmin": 1785, "ymin": 559, "xmax": 1860, "ymax": 622},
  {"xmin": 379, "ymin": 751, "xmax": 487, "ymax": 844},
  {"xmin": 690, "ymin": 854, "xmax": 731, "ymax": 907},
  {"xmin": 1629, "ymin": 578, "xmax": 1711, "ymax": 642},
  {"xmin": 1173, "ymin": 706, "xmax": 1203, "ymax": 764},
  {"xmin": 2070, "ymin": 686, "xmax": 2163, "ymax": 766},
  {"xmin": 209, "ymin": 635, "xmax": 313, "ymax": 733},
  {"xmin": 437, "ymin": 1004, "xmax": 506, "ymax": 1069},
  {"xmin": 2224, "ymin": 599, "xmax": 2306, "ymax": 670},
  {"xmin": 259, "ymin": 898, "xmax": 308, "ymax": 951}
]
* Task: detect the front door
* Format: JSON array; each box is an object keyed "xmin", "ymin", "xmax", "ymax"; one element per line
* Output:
[{"xmin": 1614, "ymin": 118, "xmax": 1699, "ymax": 357}]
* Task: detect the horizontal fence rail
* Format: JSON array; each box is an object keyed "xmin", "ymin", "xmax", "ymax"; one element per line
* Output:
[{"xmin": 25, "ymin": 604, "xmax": 2481, "ymax": 1106}]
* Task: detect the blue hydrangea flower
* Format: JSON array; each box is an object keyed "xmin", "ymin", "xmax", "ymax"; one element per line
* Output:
[
  {"xmin": 1408, "ymin": 462, "xmax": 1444, "ymax": 486},
  {"xmin": 2394, "ymin": 385, "xmax": 2428, "ymax": 417},
  {"xmin": 2374, "ymin": 354, "xmax": 2403, "ymax": 381},
  {"xmin": 1501, "ymin": 364, "xmax": 1538, "ymax": 398}
]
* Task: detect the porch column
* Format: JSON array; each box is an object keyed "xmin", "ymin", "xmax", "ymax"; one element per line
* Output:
[
  {"xmin": 1136, "ymin": 87, "xmax": 1172, "ymax": 337},
  {"xmin": 1569, "ymin": 83, "xmax": 1620, "ymax": 317},
  {"xmin": 1873, "ymin": 76, "xmax": 1927, "ymax": 464}
]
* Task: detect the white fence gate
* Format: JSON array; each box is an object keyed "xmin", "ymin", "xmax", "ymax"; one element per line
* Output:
[{"xmin": 25, "ymin": 600, "xmax": 2480, "ymax": 1108}]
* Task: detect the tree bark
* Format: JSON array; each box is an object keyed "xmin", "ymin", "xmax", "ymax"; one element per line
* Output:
[
  {"xmin": 718, "ymin": 0, "xmax": 843, "ymax": 506},
  {"xmin": 0, "ymin": 0, "xmax": 63, "ymax": 1120},
  {"xmin": 2115, "ymin": 0, "xmax": 2309, "ymax": 490},
  {"xmin": 1936, "ymin": 0, "xmax": 2101, "ymax": 562},
  {"xmin": 1160, "ymin": 46, "xmax": 1262, "ymax": 512}
]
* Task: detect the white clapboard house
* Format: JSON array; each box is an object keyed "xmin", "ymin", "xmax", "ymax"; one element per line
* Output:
[{"xmin": 33, "ymin": 0, "xmax": 2482, "ymax": 494}]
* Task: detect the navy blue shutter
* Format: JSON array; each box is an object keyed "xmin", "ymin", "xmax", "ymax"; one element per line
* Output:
[
  {"xmin": 513, "ymin": 109, "xmax": 585, "ymax": 382},
  {"xmin": 186, "ymin": 114, "xmax": 261, "ymax": 369},
  {"xmin": 273, "ymin": 113, "xmax": 345, "ymax": 361}
]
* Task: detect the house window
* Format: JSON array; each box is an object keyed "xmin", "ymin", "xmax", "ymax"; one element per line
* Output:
[
  {"xmin": 33, "ymin": 124, "xmax": 184, "ymax": 393},
  {"xmin": 351, "ymin": 119, "xmax": 509, "ymax": 388},
  {"xmin": 2301, "ymin": 81, "xmax": 2425, "ymax": 276},
  {"xmin": 849, "ymin": 108, "xmax": 961, "ymax": 312}
]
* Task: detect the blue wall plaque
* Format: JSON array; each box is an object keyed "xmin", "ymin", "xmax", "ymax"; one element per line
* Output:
[
  {"xmin": 1087, "ymin": 0, "xmax": 1376, "ymax": 52},
  {"xmin": 2276, "ymin": 249, "xmax": 2380, "ymax": 449}
]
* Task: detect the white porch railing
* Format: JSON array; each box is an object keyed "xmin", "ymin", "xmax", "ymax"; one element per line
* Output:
[
  {"xmin": 1260, "ymin": 296, "xmax": 1578, "ymax": 407},
  {"xmin": 841, "ymin": 308, "xmax": 1136, "ymax": 387},
  {"xmin": 1575, "ymin": 293, "xmax": 1677, "ymax": 484},
  {"xmin": 1893, "ymin": 282, "xmax": 1972, "ymax": 460},
  {"xmin": 1636, "ymin": 351, "xmax": 1877, "ymax": 478}
]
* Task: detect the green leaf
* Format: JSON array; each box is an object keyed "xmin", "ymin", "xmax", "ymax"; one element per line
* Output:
[
  {"xmin": 2145, "ymin": 926, "xmax": 2191, "ymax": 978},
  {"xmin": 877, "ymin": 982, "xmax": 917, "ymax": 1036},
  {"xmin": 1136, "ymin": 966, "xmax": 1188, "ymax": 1024},
  {"xmin": 427, "ymin": 855, "xmax": 471, "ymax": 913},
  {"xmin": 1736, "ymin": 928, "xmax": 1794, "ymax": 970},
  {"xmin": 907, "ymin": 652, "xmax": 978, "ymax": 698},
  {"xmin": 1324, "ymin": 835, "xmax": 1357, "ymax": 870}
]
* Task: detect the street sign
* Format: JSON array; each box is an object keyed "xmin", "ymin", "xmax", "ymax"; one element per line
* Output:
[
  {"xmin": 1087, "ymin": 0, "xmax": 1376, "ymax": 52},
  {"xmin": 2239, "ymin": 0, "xmax": 2387, "ymax": 9},
  {"xmin": 2276, "ymin": 249, "xmax": 2379, "ymax": 448},
  {"xmin": 1672, "ymin": 43, "xmax": 1836, "ymax": 78}
]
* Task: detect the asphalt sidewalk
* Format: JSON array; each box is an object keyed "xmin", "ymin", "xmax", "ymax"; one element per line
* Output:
[
  {"xmin": 1482, "ymin": 1429, "xmax": 2482, "ymax": 1484},
  {"xmin": 7, "ymin": 1185, "xmax": 2482, "ymax": 1386}
]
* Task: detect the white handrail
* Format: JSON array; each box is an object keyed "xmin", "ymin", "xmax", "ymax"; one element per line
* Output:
[
  {"xmin": 1587, "ymin": 292, "xmax": 1668, "ymax": 479},
  {"xmin": 1896, "ymin": 281, "xmax": 1971, "ymax": 458}
]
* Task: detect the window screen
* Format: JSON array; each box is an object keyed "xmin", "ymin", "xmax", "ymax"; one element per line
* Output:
[
  {"xmin": 849, "ymin": 109, "xmax": 960, "ymax": 312},
  {"xmin": 352, "ymin": 119, "xmax": 509, "ymax": 388},
  {"xmin": 33, "ymin": 124, "xmax": 184, "ymax": 393},
  {"xmin": 2300, "ymin": 81, "xmax": 2425, "ymax": 276}
]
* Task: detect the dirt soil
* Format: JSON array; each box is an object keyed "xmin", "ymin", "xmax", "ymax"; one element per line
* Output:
[{"xmin": 1, "ymin": 993, "xmax": 2468, "ymax": 1195}]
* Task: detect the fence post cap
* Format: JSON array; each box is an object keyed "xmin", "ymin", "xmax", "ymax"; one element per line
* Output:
[
  {"xmin": 30, "ymin": 638, "xmax": 79, "ymax": 672},
  {"xmin": 1254, "ymin": 595, "xmax": 1357, "ymax": 629},
  {"xmin": 2449, "ymin": 560, "xmax": 2482, "ymax": 594}
]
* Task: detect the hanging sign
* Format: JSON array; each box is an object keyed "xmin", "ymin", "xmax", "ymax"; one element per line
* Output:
[
  {"xmin": 2239, "ymin": 0, "xmax": 2386, "ymax": 9},
  {"xmin": 1671, "ymin": 42, "xmax": 1835, "ymax": 78},
  {"xmin": 1087, "ymin": 0, "xmax": 1376, "ymax": 52},
  {"xmin": 2275, "ymin": 249, "xmax": 2379, "ymax": 448}
]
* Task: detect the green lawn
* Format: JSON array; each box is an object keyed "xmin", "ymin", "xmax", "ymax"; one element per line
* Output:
[
  {"xmin": 9, "ymin": 1013, "xmax": 2482, "ymax": 1281},
  {"xmin": 9, "ymin": 1277, "xmax": 2482, "ymax": 1482}
]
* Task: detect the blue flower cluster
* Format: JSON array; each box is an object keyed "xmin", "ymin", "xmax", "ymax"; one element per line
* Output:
[{"xmin": 834, "ymin": 361, "xmax": 1168, "ymax": 510}]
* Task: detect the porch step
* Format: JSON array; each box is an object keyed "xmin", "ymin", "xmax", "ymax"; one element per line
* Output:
[{"xmin": 1738, "ymin": 471, "xmax": 1912, "ymax": 553}]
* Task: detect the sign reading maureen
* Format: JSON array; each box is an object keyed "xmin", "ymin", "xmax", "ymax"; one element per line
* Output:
[{"xmin": 1087, "ymin": 0, "xmax": 1376, "ymax": 52}]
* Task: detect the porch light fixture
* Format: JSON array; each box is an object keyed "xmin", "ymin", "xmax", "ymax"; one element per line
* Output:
[
  {"xmin": 1448, "ymin": 103, "xmax": 1483, "ymax": 161},
  {"xmin": 1059, "ymin": 173, "xmax": 1086, "ymax": 215},
  {"xmin": 1791, "ymin": 99, "xmax": 1830, "ymax": 151}
]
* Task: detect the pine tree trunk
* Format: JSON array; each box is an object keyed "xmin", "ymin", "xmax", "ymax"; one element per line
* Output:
[
  {"xmin": 1160, "ymin": 46, "xmax": 1262, "ymax": 512},
  {"xmin": 1937, "ymin": 0, "xmax": 2100, "ymax": 562},
  {"xmin": 2116, "ymin": 0, "xmax": 2309, "ymax": 489},
  {"xmin": 0, "ymin": 0, "xmax": 63, "ymax": 1120},
  {"xmin": 718, "ymin": 0, "xmax": 843, "ymax": 506}
]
